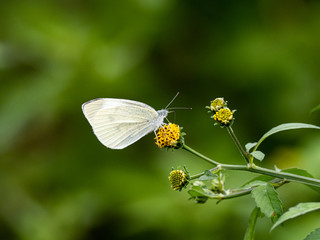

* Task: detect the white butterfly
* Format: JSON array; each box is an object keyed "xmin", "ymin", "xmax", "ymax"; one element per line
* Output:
[{"xmin": 82, "ymin": 98, "xmax": 169, "ymax": 149}]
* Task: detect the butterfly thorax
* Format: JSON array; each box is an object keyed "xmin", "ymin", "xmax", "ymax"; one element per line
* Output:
[
  {"xmin": 154, "ymin": 109, "xmax": 168, "ymax": 129},
  {"xmin": 158, "ymin": 109, "xmax": 168, "ymax": 118}
]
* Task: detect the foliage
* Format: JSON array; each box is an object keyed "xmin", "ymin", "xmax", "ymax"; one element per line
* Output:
[
  {"xmin": 165, "ymin": 98, "xmax": 320, "ymax": 239},
  {"xmin": 271, "ymin": 202, "xmax": 320, "ymax": 231}
]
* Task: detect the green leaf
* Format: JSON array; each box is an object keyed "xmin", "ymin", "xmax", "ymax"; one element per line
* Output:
[
  {"xmin": 281, "ymin": 168, "xmax": 320, "ymax": 193},
  {"xmin": 245, "ymin": 142, "xmax": 257, "ymax": 152},
  {"xmin": 188, "ymin": 185, "xmax": 214, "ymax": 198},
  {"xmin": 252, "ymin": 183, "xmax": 283, "ymax": 222},
  {"xmin": 242, "ymin": 180, "xmax": 268, "ymax": 189},
  {"xmin": 198, "ymin": 175, "xmax": 215, "ymax": 181},
  {"xmin": 251, "ymin": 151, "xmax": 265, "ymax": 161},
  {"xmin": 204, "ymin": 170, "xmax": 216, "ymax": 177},
  {"xmin": 253, "ymin": 123, "xmax": 320, "ymax": 151},
  {"xmin": 311, "ymin": 104, "xmax": 320, "ymax": 113},
  {"xmin": 188, "ymin": 185, "xmax": 206, "ymax": 197},
  {"xmin": 244, "ymin": 207, "xmax": 260, "ymax": 240},
  {"xmin": 282, "ymin": 168, "xmax": 314, "ymax": 176},
  {"xmin": 199, "ymin": 170, "xmax": 217, "ymax": 181},
  {"xmin": 271, "ymin": 202, "xmax": 320, "ymax": 231},
  {"xmin": 188, "ymin": 185, "xmax": 213, "ymax": 203},
  {"xmin": 242, "ymin": 175, "xmax": 275, "ymax": 187},
  {"xmin": 304, "ymin": 228, "xmax": 320, "ymax": 240}
]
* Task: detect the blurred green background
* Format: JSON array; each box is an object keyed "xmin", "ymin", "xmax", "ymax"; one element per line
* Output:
[{"xmin": 1, "ymin": 0, "xmax": 320, "ymax": 239}]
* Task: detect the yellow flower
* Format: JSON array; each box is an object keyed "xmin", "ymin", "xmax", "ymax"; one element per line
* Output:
[
  {"xmin": 214, "ymin": 108, "xmax": 233, "ymax": 125},
  {"xmin": 210, "ymin": 98, "xmax": 225, "ymax": 112},
  {"xmin": 169, "ymin": 170, "xmax": 188, "ymax": 191},
  {"xmin": 155, "ymin": 123, "xmax": 181, "ymax": 148}
]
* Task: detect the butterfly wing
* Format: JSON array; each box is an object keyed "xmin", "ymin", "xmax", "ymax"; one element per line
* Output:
[{"xmin": 82, "ymin": 98, "xmax": 160, "ymax": 149}]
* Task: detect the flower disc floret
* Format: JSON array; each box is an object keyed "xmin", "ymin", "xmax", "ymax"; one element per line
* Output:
[
  {"xmin": 169, "ymin": 170, "xmax": 188, "ymax": 190},
  {"xmin": 155, "ymin": 123, "xmax": 180, "ymax": 148},
  {"xmin": 214, "ymin": 108, "xmax": 233, "ymax": 125},
  {"xmin": 210, "ymin": 98, "xmax": 225, "ymax": 112}
]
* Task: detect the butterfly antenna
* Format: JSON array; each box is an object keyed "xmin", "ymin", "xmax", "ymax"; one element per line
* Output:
[
  {"xmin": 167, "ymin": 107, "xmax": 192, "ymax": 111},
  {"xmin": 165, "ymin": 92, "xmax": 180, "ymax": 109}
]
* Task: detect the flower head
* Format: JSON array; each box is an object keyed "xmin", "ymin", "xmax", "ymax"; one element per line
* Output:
[
  {"xmin": 155, "ymin": 123, "xmax": 182, "ymax": 148},
  {"xmin": 210, "ymin": 98, "xmax": 225, "ymax": 112},
  {"xmin": 169, "ymin": 169, "xmax": 188, "ymax": 191},
  {"xmin": 214, "ymin": 108, "xmax": 233, "ymax": 126}
]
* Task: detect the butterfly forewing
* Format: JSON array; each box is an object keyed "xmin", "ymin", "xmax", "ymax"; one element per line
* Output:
[
  {"xmin": 82, "ymin": 98, "xmax": 162, "ymax": 149},
  {"xmin": 82, "ymin": 98, "xmax": 156, "ymax": 123}
]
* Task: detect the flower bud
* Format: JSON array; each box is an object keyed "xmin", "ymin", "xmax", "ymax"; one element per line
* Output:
[
  {"xmin": 213, "ymin": 108, "xmax": 233, "ymax": 126},
  {"xmin": 169, "ymin": 170, "xmax": 188, "ymax": 191},
  {"xmin": 210, "ymin": 98, "xmax": 225, "ymax": 112}
]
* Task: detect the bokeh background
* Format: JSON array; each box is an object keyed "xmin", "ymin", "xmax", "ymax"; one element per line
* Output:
[{"xmin": 1, "ymin": 0, "xmax": 320, "ymax": 239}]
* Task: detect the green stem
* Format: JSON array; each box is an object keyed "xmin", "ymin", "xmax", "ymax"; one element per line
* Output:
[
  {"xmin": 244, "ymin": 207, "xmax": 260, "ymax": 240},
  {"xmin": 182, "ymin": 145, "xmax": 220, "ymax": 165},
  {"xmin": 202, "ymin": 182, "xmax": 279, "ymax": 200},
  {"xmin": 248, "ymin": 165, "xmax": 320, "ymax": 187},
  {"xmin": 227, "ymin": 126, "xmax": 250, "ymax": 164},
  {"xmin": 190, "ymin": 178, "xmax": 287, "ymax": 201},
  {"xmin": 183, "ymin": 144, "xmax": 320, "ymax": 188},
  {"xmin": 211, "ymin": 188, "xmax": 254, "ymax": 200}
]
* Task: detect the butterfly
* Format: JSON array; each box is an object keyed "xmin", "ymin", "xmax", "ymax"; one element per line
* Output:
[{"xmin": 82, "ymin": 98, "xmax": 170, "ymax": 149}]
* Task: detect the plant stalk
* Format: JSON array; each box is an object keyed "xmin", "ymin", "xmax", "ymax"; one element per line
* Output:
[
  {"xmin": 227, "ymin": 126, "xmax": 250, "ymax": 164},
  {"xmin": 182, "ymin": 145, "xmax": 220, "ymax": 165},
  {"xmin": 183, "ymin": 144, "xmax": 320, "ymax": 188},
  {"xmin": 244, "ymin": 207, "xmax": 260, "ymax": 240}
]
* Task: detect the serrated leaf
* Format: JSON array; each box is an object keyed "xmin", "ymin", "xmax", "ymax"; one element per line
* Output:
[
  {"xmin": 253, "ymin": 123, "xmax": 320, "ymax": 151},
  {"xmin": 271, "ymin": 202, "xmax": 320, "ymax": 231},
  {"xmin": 252, "ymin": 183, "xmax": 283, "ymax": 222},
  {"xmin": 304, "ymin": 228, "xmax": 320, "ymax": 240},
  {"xmin": 281, "ymin": 168, "xmax": 320, "ymax": 193},
  {"xmin": 245, "ymin": 142, "xmax": 257, "ymax": 152},
  {"xmin": 251, "ymin": 151, "xmax": 265, "ymax": 161}
]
